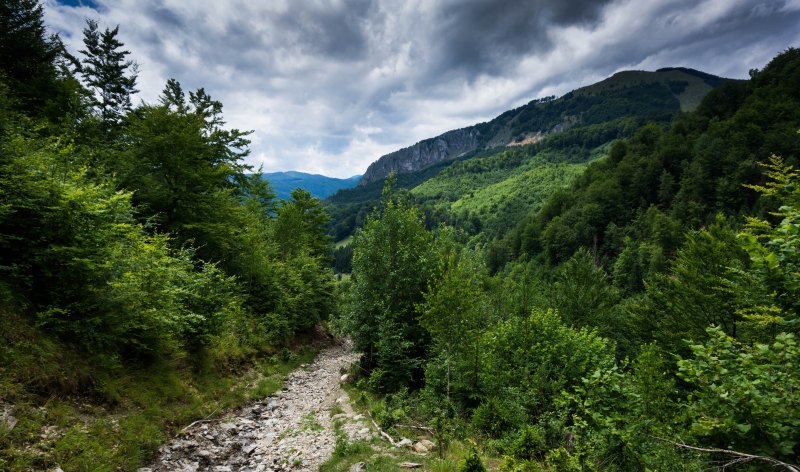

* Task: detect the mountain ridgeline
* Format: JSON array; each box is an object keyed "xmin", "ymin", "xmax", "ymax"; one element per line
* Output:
[
  {"xmin": 327, "ymin": 66, "xmax": 729, "ymax": 244},
  {"xmin": 358, "ymin": 67, "xmax": 725, "ymax": 186},
  {"xmin": 260, "ymin": 171, "xmax": 360, "ymax": 200}
]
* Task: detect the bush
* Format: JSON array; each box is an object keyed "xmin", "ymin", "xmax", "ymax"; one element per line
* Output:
[{"xmin": 458, "ymin": 442, "xmax": 486, "ymax": 472}]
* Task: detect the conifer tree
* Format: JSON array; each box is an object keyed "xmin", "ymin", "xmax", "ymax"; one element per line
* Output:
[
  {"xmin": 80, "ymin": 19, "xmax": 138, "ymax": 128},
  {"xmin": 0, "ymin": 0, "xmax": 77, "ymax": 118}
]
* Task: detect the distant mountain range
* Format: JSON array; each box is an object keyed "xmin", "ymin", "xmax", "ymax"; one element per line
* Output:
[
  {"xmin": 359, "ymin": 67, "xmax": 726, "ymax": 186},
  {"xmin": 260, "ymin": 171, "xmax": 361, "ymax": 200}
]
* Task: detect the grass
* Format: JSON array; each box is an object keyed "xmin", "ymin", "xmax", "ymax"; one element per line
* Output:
[
  {"xmin": 0, "ymin": 311, "xmax": 323, "ymax": 471},
  {"xmin": 319, "ymin": 384, "xmax": 487, "ymax": 472},
  {"xmin": 334, "ymin": 236, "xmax": 353, "ymax": 249},
  {"xmin": 301, "ymin": 412, "xmax": 324, "ymax": 432}
]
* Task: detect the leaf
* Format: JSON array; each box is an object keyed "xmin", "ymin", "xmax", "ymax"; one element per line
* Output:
[{"xmin": 736, "ymin": 423, "xmax": 752, "ymax": 433}]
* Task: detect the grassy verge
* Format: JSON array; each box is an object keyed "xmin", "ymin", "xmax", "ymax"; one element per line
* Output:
[
  {"xmin": 319, "ymin": 384, "xmax": 489, "ymax": 472},
  {"xmin": 0, "ymin": 310, "xmax": 323, "ymax": 471}
]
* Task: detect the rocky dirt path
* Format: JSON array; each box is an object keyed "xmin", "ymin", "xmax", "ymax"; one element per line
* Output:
[{"xmin": 143, "ymin": 342, "xmax": 363, "ymax": 472}]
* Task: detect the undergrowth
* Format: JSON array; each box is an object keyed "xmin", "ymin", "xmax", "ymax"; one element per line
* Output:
[
  {"xmin": 319, "ymin": 381, "xmax": 487, "ymax": 472},
  {"xmin": 0, "ymin": 307, "xmax": 322, "ymax": 471}
]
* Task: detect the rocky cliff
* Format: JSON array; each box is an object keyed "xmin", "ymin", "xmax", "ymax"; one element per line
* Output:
[{"xmin": 360, "ymin": 127, "xmax": 482, "ymax": 186}]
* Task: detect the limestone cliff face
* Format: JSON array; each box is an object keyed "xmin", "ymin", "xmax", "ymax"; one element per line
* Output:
[{"xmin": 360, "ymin": 127, "xmax": 482, "ymax": 186}]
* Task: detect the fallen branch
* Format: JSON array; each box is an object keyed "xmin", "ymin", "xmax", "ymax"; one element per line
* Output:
[
  {"xmin": 367, "ymin": 410, "xmax": 397, "ymax": 446},
  {"xmin": 180, "ymin": 408, "xmax": 221, "ymax": 434},
  {"xmin": 653, "ymin": 436, "xmax": 799, "ymax": 472},
  {"xmin": 396, "ymin": 424, "xmax": 436, "ymax": 434}
]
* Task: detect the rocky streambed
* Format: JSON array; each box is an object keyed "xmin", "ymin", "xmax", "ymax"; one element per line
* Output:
[{"xmin": 142, "ymin": 343, "xmax": 364, "ymax": 472}]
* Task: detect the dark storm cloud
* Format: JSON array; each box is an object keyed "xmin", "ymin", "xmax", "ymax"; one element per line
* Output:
[
  {"xmin": 270, "ymin": 0, "xmax": 373, "ymax": 61},
  {"xmin": 149, "ymin": 1, "xmax": 183, "ymax": 30},
  {"xmin": 431, "ymin": 0, "xmax": 615, "ymax": 75}
]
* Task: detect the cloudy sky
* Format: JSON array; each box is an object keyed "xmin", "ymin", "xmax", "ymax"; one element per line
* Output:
[{"xmin": 44, "ymin": 0, "xmax": 800, "ymax": 178}]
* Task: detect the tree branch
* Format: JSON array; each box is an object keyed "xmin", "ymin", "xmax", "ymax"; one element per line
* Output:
[
  {"xmin": 652, "ymin": 436, "xmax": 799, "ymax": 471},
  {"xmin": 367, "ymin": 410, "xmax": 397, "ymax": 446}
]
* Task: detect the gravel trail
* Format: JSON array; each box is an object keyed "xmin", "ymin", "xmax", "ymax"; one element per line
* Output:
[{"xmin": 144, "ymin": 342, "xmax": 362, "ymax": 472}]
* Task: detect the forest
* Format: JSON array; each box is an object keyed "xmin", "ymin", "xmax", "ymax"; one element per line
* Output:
[
  {"xmin": 2, "ymin": 0, "xmax": 800, "ymax": 470},
  {"xmin": 331, "ymin": 49, "xmax": 800, "ymax": 470},
  {"xmin": 1, "ymin": 1, "xmax": 334, "ymax": 469}
]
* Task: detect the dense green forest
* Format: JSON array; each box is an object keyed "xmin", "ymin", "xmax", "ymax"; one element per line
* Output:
[
  {"xmin": 332, "ymin": 49, "xmax": 800, "ymax": 470},
  {"xmin": 0, "ymin": 1, "xmax": 334, "ymax": 468}
]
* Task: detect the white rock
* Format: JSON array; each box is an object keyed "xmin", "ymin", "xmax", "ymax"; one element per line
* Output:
[
  {"xmin": 349, "ymin": 462, "xmax": 366, "ymax": 472},
  {"xmin": 397, "ymin": 437, "xmax": 413, "ymax": 448}
]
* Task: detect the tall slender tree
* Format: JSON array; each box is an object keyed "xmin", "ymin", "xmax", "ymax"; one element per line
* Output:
[{"xmin": 80, "ymin": 19, "xmax": 138, "ymax": 129}]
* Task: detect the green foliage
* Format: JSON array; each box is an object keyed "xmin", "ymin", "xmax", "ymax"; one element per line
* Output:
[
  {"xmin": 457, "ymin": 442, "xmax": 487, "ymax": 472},
  {"xmin": 739, "ymin": 155, "xmax": 800, "ymax": 321},
  {"xmin": 0, "ymin": 0, "xmax": 79, "ymax": 120},
  {"xmin": 544, "ymin": 249, "xmax": 620, "ymax": 334},
  {"xmin": 561, "ymin": 345, "xmax": 699, "ymax": 471},
  {"xmin": 480, "ymin": 309, "xmax": 615, "ymax": 428},
  {"xmin": 80, "ymin": 19, "xmax": 138, "ymax": 130},
  {"xmin": 413, "ymin": 151, "xmax": 589, "ymax": 241},
  {"xmin": 419, "ymin": 229, "xmax": 487, "ymax": 405},
  {"xmin": 273, "ymin": 188, "xmax": 331, "ymax": 260},
  {"xmin": 340, "ymin": 177, "xmax": 433, "ymax": 391},
  {"xmin": 678, "ymin": 327, "xmax": 800, "ymax": 460}
]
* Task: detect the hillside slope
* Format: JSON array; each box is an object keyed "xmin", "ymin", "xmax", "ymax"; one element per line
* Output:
[
  {"xmin": 359, "ymin": 67, "xmax": 725, "ymax": 186},
  {"xmin": 328, "ymin": 67, "xmax": 729, "ymax": 244}
]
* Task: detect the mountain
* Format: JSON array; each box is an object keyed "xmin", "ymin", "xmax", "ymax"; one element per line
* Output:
[
  {"xmin": 261, "ymin": 171, "xmax": 361, "ymax": 200},
  {"xmin": 328, "ymin": 67, "xmax": 730, "ymax": 244},
  {"xmin": 359, "ymin": 67, "xmax": 725, "ymax": 186}
]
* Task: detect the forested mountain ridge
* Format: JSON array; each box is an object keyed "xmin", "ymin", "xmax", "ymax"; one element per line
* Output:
[
  {"xmin": 359, "ymin": 67, "xmax": 726, "ymax": 186},
  {"xmin": 260, "ymin": 171, "xmax": 360, "ymax": 200},
  {"xmin": 327, "ymin": 67, "xmax": 729, "ymax": 247}
]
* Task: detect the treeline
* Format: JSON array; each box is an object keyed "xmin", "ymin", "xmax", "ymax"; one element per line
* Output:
[
  {"xmin": 334, "ymin": 49, "xmax": 800, "ymax": 470},
  {"xmin": 0, "ymin": 1, "xmax": 333, "ymax": 381}
]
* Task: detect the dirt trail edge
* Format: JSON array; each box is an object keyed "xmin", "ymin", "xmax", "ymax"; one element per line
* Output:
[{"xmin": 144, "ymin": 342, "xmax": 361, "ymax": 472}]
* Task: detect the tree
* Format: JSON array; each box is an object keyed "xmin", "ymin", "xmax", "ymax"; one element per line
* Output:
[
  {"xmin": 273, "ymin": 188, "xmax": 331, "ymax": 260},
  {"xmin": 739, "ymin": 154, "xmax": 800, "ymax": 322},
  {"xmin": 0, "ymin": 0, "xmax": 79, "ymax": 119},
  {"xmin": 678, "ymin": 327, "xmax": 800, "ymax": 461},
  {"xmin": 119, "ymin": 80, "xmax": 250, "ymax": 243},
  {"xmin": 546, "ymin": 248, "xmax": 620, "ymax": 331},
  {"xmin": 633, "ymin": 216, "xmax": 750, "ymax": 354},
  {"xmin": 419, "ymin": 229, "xmax": 486, "ymax": 404},
  {"xmin": 343, "ymin": 176, "xmax": 433, "ymax": 391},
  {"xmin": 80, "ymin": 19, "xmax": 138, "ymax": 129}
]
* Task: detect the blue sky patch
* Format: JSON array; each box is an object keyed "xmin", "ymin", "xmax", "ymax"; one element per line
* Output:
[{"xmin": 54, "ymin": 0, "xmax": 100, "ymax": 9}]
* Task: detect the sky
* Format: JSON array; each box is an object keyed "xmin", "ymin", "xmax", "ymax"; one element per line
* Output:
[{"xmin": 43, "ymin": 0, "xmax": 800, "ymax": 178}]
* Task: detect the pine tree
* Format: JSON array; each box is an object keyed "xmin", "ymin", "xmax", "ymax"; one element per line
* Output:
[
  {"xmin": 0, "ymin": 0, "xmax": 77, "ymax": 118},
  {"xmin": 80, "ymin": 19, "xmax": 138, "ymax": 129}
]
